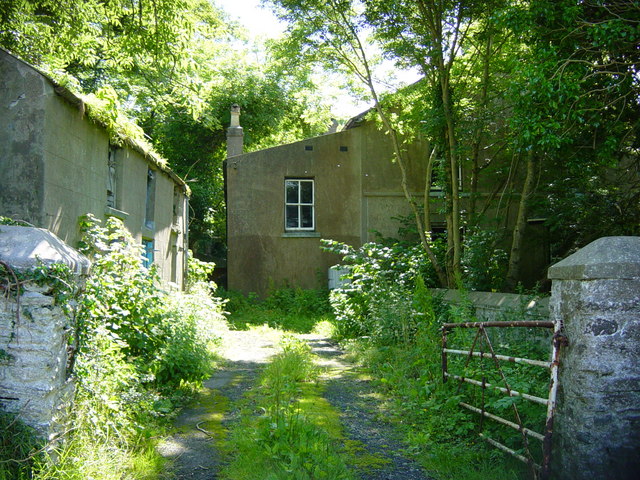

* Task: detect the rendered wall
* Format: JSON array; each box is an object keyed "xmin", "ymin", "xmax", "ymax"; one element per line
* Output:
[
  {"xmin": 0, "ymin": 49, "xmax": 46, "ymax": 226},
  {"xmin": 227, "ymin": 129, "xmax": 362, "ymax": 295}
]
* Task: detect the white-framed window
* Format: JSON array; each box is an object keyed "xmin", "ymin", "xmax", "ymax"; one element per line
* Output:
[{"xmin": 285, "ymin": 179, "xmax": 314, "ymax": 231}]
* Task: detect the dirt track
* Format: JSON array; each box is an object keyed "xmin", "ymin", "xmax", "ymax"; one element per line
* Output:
[{"xmin": 157, "ymin": 328, "xmax": 432, "ymax": 479}]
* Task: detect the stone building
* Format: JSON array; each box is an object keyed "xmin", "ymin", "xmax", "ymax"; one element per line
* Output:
[
  {"xmin": 225, "ymin": 107, "xmax": 550, "ymax": 295},
  {"xmin": 0, "ymin": 48, "xmax": 189, "ymax": 287}
]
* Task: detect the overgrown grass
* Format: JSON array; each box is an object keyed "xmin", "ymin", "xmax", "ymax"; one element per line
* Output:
[
  {"xmin": 330, "ymin": 284, "xmax": 542, "ymax": 480},
  {"xmin": 0, "ymin": 409, "xmax": 43, "ymax": 480},
  {"xmin": 221, "ymin": 337, "xmax": 354, "ymax": 480},
  {"xmin": 222, "ymin": 287, "xmax": 333, "ymax": 333}
]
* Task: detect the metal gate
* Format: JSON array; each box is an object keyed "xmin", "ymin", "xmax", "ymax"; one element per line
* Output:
[{"xmin": 441, "ymin": 319, "xmax": 566, "ymax": 479}]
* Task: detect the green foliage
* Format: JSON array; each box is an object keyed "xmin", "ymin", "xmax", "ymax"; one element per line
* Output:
[
  {"xmin": 324, "ymin": 238, "xmax": 549, "ymax": 477},
  {"xmin": 321, "ymin": 238, "xmax": 439, "ymax": 340},
  {"xmin": 77, "ymin": 214, "xmax": 169, "ymax": 362},
  {"xmin": 223, "ymin": 287, "xmax": 332, "ymax": 334},
  {"xmin": 187, "ymin": 251, "xmax": 217, "ymax": 287},
  {"xmin": 462, "ymin": 229, "xmax": 508, "ymax": 292},
  {"xmin": 13, "ymin": 213, "xmax": 229, "ymax": 480},
  {"xmin": 0, "ymin": 409, "xmax": 43, "ymax": 480}
]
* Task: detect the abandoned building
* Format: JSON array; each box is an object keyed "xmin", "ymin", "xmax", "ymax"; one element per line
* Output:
[
  {"xmin": 225, "ymin": 106, "xmax": 549, "ymax": 295},
  {"xmin": 0, "ymin": 48, "xmax": 189, "ymax": 288}
]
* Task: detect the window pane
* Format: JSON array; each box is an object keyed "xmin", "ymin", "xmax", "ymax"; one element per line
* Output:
[
  {"xmin": 300, "ymin": 181, "xmax": 313, "ymax": 204},
  {"xmin": 286, "ymin": 205, "xmax": 299, "ymax": 228},
  {"xmin": 285, "ymin": 181, "xmax": 298, "ymax": 204},
  {"xmin": 301, "ymin": 205, "xmax": 313, "ymax": 228}
]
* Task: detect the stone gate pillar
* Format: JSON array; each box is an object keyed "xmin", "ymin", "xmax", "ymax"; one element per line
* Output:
[{"xmin": 548, "ymin": 236, "xmax": 640, "ymax": 479}]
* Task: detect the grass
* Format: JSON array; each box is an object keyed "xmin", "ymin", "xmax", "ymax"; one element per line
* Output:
[
  {"xmin": 222, "ymin": 288, "xmax": 333, "ymax": 333},
  {"xmin": 338, "ymin": 334, "xmax": 534, "ymax": 480}
]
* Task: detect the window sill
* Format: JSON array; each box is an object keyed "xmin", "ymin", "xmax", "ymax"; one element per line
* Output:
[
  {"xmin": 105, "ymin": 206, "xmax": 129, "ymax": 220},
  {"xmin": 282, "ymin": 231, "xmax": 321, "ymax": 238}
]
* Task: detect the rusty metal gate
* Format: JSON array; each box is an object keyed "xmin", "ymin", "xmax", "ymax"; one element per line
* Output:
[{"xmin": 441, "ymin": 320, "xmax": 566, "ymax": 480}]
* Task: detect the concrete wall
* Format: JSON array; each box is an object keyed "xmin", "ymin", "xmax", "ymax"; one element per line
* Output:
[
  {"xmin": 432, "ymin": 288, "xmax": 549, "ymax": 321},
  {"xmin": 0, "ymin": 50, "xmax": 47, "ymax": 226},
  {"xmin": 0, "ymin": 48, "xmax": 188, "ymax": 288},
  {"xmin": 227, "ymin": 129, "xmax": 362, "ymax": 294}
]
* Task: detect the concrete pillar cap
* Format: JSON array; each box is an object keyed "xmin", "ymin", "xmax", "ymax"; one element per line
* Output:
[
  {"xmin": 0, "ymin": 225, "xmax": 91, "ymax": 275},
  {"xmin": 548, "ymin": 236, "xmax": 640, "ymax": 280}
]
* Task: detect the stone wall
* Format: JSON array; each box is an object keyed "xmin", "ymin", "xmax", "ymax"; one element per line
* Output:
[
  {"xmin": 0, "ymin": 284, "xmax": 74, "ymax": 438},
  {"xmin": 0, "ymin": 225, "xmax": 90, "ymax": 439}
]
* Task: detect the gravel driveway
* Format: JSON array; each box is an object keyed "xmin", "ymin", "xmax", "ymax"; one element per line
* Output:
[{"xmin": 158, "ymin": 329, "xmax": 433, "ymax": 479}]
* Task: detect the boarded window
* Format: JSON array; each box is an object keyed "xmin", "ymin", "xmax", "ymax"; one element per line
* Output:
[{"xmin": 107, "ymin": 147, "xmax": 118, "ymax": 208}]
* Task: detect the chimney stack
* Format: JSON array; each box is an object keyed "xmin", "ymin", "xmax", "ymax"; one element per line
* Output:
[{"xmin": 227, "ymin": 104, "xmax": 243, "ymax": 157}]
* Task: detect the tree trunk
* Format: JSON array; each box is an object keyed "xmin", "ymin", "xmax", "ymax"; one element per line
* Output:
[
  {"xmin": 470, "ymin": 35, "xmax": 493, "ymax": 220},
  {"xmin": 506, "ymin": 150, "xmax": 538, "ymax": 290}
]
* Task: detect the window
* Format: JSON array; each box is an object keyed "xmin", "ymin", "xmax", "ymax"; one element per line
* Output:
[
  {"xmin": 285, "ymin": 179, "xmax": 314, "ymax": 230},
  {"xmin": 145, "ymin": 168, "xmax": 156, "ymax": 229},
  {"xmin": 106, "ymin": 147, "xmax": 118, "ymax": 208},
  {"xmin": 142, "ymin": 239, "xmax": 154, "ymax": 269}
]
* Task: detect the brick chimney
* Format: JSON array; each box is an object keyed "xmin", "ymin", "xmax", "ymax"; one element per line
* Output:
[{"xmin": 227, "ymin": 104, "xmax": 243, "ymax": 157}]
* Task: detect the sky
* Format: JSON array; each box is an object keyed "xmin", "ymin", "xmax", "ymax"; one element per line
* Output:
[
  {"xmin": 215, "ymin": 0, "xmax": 287, "ymax": 39},
  {"xmin": 213, "ymin": 0, "xmax": 421, "ymax": 119}
]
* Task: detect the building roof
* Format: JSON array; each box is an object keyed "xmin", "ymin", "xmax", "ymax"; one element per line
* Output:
[{"xmin": 0, "ymin": 47, "xmax": 190, "ymax": 196}]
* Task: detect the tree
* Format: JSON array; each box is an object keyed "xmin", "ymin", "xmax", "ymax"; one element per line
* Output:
[
  {"xmin": 269, "ymin": 0, "xmax": 639, "ymax": 290},
  {"xmin": 501, "ymin": 0, "xmax": 639, "ymax": 285},
  {"xmin": 268, "ymin": 0, "xmax": 451, "ymax": 286}
]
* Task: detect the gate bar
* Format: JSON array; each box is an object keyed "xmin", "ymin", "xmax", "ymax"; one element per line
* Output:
[
  {"xmin": 444, "ymin": 373, "xmax": 549, "ymax": 405},
  {"xmin": 479, "ymin": 433, "xmax": 541, "ymax": 471},
  {"xmin": 443, "ymin": 320, "xmax": 554, "ymax": 329},
  {"xmin": 444, "ymin": 348, "xmax": 552, "ymax": 368},
  {"xmin": 459, "ymin": 402, "xmax": 545, "ymax": 441}
]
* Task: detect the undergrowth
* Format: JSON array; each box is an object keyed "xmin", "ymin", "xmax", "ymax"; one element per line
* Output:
[
  {"xmin": 324, "ymin": 238, "xmax": 547, "ymax": 480},
  {"xmin": 222, "ymin": 286, "xmax": 332, "ymax": 333}
]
